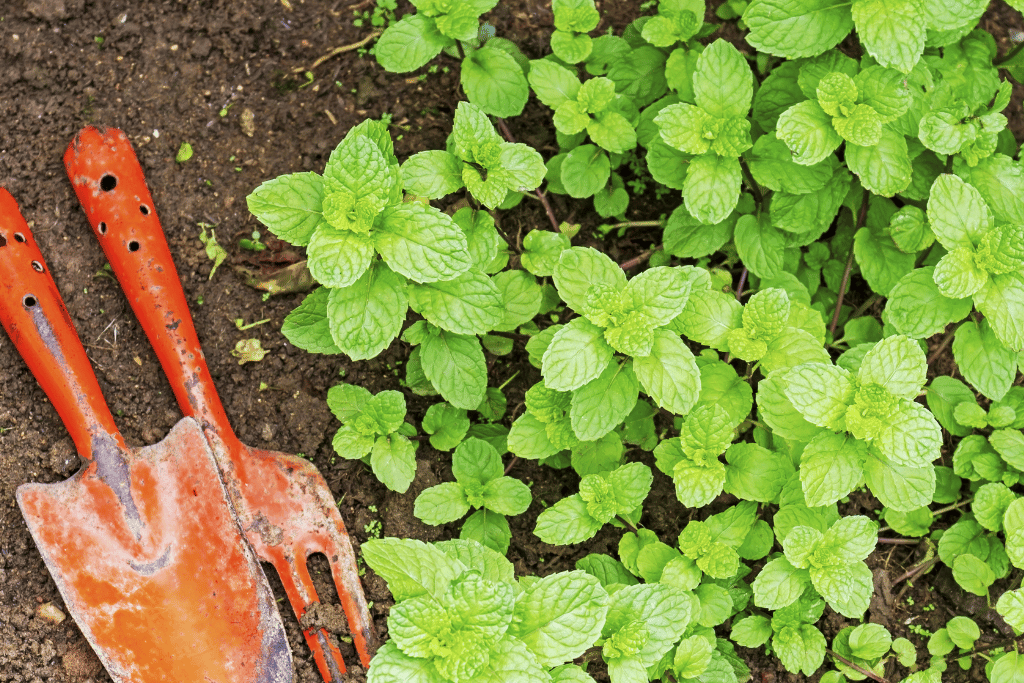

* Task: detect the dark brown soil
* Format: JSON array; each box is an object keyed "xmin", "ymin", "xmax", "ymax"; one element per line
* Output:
[{"xmin": 0, "ymin": 1, "xmax": 1022, "ymax": 682}]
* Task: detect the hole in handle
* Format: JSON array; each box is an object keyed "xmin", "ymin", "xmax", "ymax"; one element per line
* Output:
[
  {"xmin": 140, "ymin": 205, "xmax": 150, "ymax": 215},
  {"xmin": 98, "ymin": 222, "xmax": 108, "ymax": 235},
  {"xmin": 23, "ymin": 295, "xmax": 37, "ymax": 308},
  {"xmin": 128, "ymin": 240, "xmax": 141, "ymax": 253},
  {"xmin": 31, "ymin": 261, "xmax": 44, "ymax": 273},
  {"xmin": 100, "ymin": 175, "xmax": 117, "ymax": 192},
  {"xmin": 14, "ymin": 233, "xmax": 26, "ymax": 243},
  {"xmin": 0, "ymin": 234, "xmax": 6, "ymax": 248}
]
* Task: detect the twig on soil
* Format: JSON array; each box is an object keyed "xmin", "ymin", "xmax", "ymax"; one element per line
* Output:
[
  {"xmin": 292, "ymin": 31, "xmax": 382, "ymax": 73},
  {"xmin": 827, "ymin": 648, "xmax": 889, "ymax": 683},
  {"xmin": 619, "ymin": 245, "xmax": 663, "ymax": 270},
  {"xmin": 829, "ymin": 189, "xmax": 870, "ymax": 337},
  {"xmin": 503, "ymin": 456, "xmax": 519, "ymax": 476},
  {"xmin": 927, "ymin": 322, "xmax": 962, "ymax": 365},
  {"xmin": 877, "ymin": 538, "xmax": 920, "ymax": 545},
  {"xmin": 894, "ymin": 556, "xmax": 940, "ymax": 585},
  {"xmin": 494, "ymin": 118, "xmax": 562, "ymax": 232}
]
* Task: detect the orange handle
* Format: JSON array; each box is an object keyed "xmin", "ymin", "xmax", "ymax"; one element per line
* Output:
[
  {"xmin": 64, "ymin": 127, "xmax": 238, "ymax": 445},
  {"xmin": 0, "ymin": 189, "xmax": 125, "ymax": 460}
]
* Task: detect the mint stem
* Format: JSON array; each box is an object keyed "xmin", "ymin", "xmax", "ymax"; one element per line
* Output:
[
  {"xmin": 829, "ymin": 189, "xmax": 869, "ymax": 337},
  {"xmin": 619, "ymin": 245, "xmax": 662, "ymax": 270},
  {"xmin": 494, "ymin": 117, "xmax": 562, "ymax": 232},
  {"xmin": 738, "ymin": 157, "xmax": 764, "ymax": 208},
  {"xmin": 616, "ymin": 515, "xmax": 639, "ymax": 534},
  {"xmin": 735, "ymin": 268, "xmax": 748, "ymax": 300},
  {"xmin": 877, "ymin": 538, "xmax": 919, "ymax": 545},
  {"xmin": 607, "ymin": 220, "xmax": 663, "ymax": 228},
  {"xmin": 927, "ymin": 322, "xmax": 962, "ymax": 365},
  {"xmin": 849, "ymin": 294, "xmax": 880, "ymax": 319},
  {"xmin": 894, "ymin": 556, "xmax": 939, "ymax": 584},
  {"xmin": 995, "ymin": 39, "xmax": 1024, "ymax": 65},
  {"xmin": 945, "ymin": 635, "xmax": 1024, "ymax": 664},
  {"xmin": 826, "ymin": 649, "xmax": 889, "ymax": 683}
]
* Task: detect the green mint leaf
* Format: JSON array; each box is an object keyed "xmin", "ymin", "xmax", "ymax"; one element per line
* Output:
[
  {"xmin": 507, "ymin": 412, "xmax": 560, "ymax": 461},
  {"xmin": 783, "ymin": 526, "xmax": 823, "ymax": 569},
  {"xmin": 938, "ymin": 519, "xmax": 988, "ymax": 566},
  {"xmin": 747, "ymin": 132, "xmax": 833, "ymax": 194},
  {"xmin": 634, "ymin": 330, "xmax": 701, "ymax": 415},
  {"xmin": 845, "ymin": 129, "xmax": 912, "ymax": 197},
  {"xmin": 333, "ymin": 424, "xmax": 374, "ymax": 460},
  {"xmin": 832, "ymin": 104, "xmax": 883, "ymax": 147},
  {"xmin": 281, "ymin": 287, "xmax": 342, "ymax": 355},
  {"xmin": 604, "ymin": 584, "xmax": 691, "ymax": 667},
  {"xmin": 627, "ymin": 266, "xmax": 695, "ymax": 325},
  {"xmin": 684, "ymin": 153, "xmax": 742, "ymax": 225},
  {"xmin": 862, "ymin": 450, "xmax": 935, "ymax": 511},
  {"xmin": 452, "ymin": 437, "xmax": 504, "ymax": 486},
  {"xmin": 400, "ymin": 151, "xmax": 465, "ymax": 199},
  {"xmin": 553, "ymin": 246, "xmax": 626, "ymax": 312},
  {"xmin": 928, "ymin": 174, "xmax": 992, "ymax": 250},
  {"xmin": 362, "ymin": 537, "xmax": 460, "ymax": 601},
  {"xmin": 374, "ymin": 203, "xmax": 472, "ymax": 283},
  {"xmin": 462, "ymin": 44, "xmax": 528, "ymax": 118},
  {"xmin": 535, "ymin": 494, "xmax": 605, "ymax": 545},
  {"xmin": 770, "ymin": 165, "xmax": 849, "ymax": 236},
  {"xmin": 575, "ymin": 553, "xmax": 638, "ymax": 587},
  {"xmin": 858, "ymin": 334, "xmax": 927, "ymax": 399},
  {"xmin": 734, "ymin": 212, "xmax": 785, "ymax": 280},
  {"xmin": 521, "ymin": 230, "xmax": 571, "ymax": 277},
  {"xmin": 924, "ymin": 0, "xmax": 986, "ymax": 30},
  {"xmin": 246, "ymin": 171, "xmax": 323, "ymax": 246},
  {"xmin": 743, "ymin": 0, "xmax": 854, "ymax": 59},
  {"xmin": 758, "ymin": 373, "xmax": 826, "ymax": 442},
  {"xmin": 450, "ymin": 101, "xmax": 502, "ymax": 160},
  {"xmin": 851, "ymin": 0, "xmax": 926, "ymax": 73},
  {"xmin": 732, "ymin": 615, "xmax": 772, "ymax": 648},
  {"xmin": 594, "ymin": 176, "xmax": 630, "ymax": 218},
  {"xmin": 974, "ymin": 482, "xmax": 1016, "ymax": 532},
  {"xmin": 571, "ymin": 433, "xmax": 625, "ymax": 477},
  {"xmin": 328, "ymin": 262, "xmax": 407, "ymax": 361},
  {"xmin": 883, "ymin": 267, "xmax": 973, "ymax": 339},
  {"xmin": 646, "ymin": 139, "xmax": 692, "ymax": 191},
  {"xmin": 588, "ymin": 111, "xmax": 637, "ymax": 155},
  {"xmin": 956, "ymin": 154, "xmax": 1024, "ymax": 225},
  {"xmin": 817, "ymin": 515, "xmax": 877, "ymax": 564},
  {"xmin": 492, "ymin": 270, "xmax": 542, "ymax": 332},
  {"xmin": 693, "ymin": 39, "xmax": 753, "ymax": 120},
  {"xmin": 953, "ymin": 319, "xmax": 1018, "ymax": 400},
  {"xmin": 528, "ymin": 59, "xmax": 582, "ymax": 109},
  {"xmin": 952, "ymin": 554, "xmax": 995, "ymax": 596},
  {"xmin": 481, "ymin": 476, "xmax": 531, "ymax": 516},
  {"xmin": 782, "ymin": 363, "xmax": 855, "ymax": 430},
  {"xmin": 992, "ymin": 429, "xmax": 1024, "ymax": 471},
  {"xmin": 997, "ymin": 589, "xmax": 1024, "ymax": 631},
  {"xmin": 674, "ymin": 287, "xmax": 744, "ymax": 350},
  {"xmin": 853, "ymin": 224, "xmax": 915, "ymax": 297},
  {"xmin": 662, "ymin": 205, "xmax": 732, "ymax": 259},
  {"xmin": 774, "ymin": 624, "xmax": 826, "ymax": 675},
  {"xmin": 422, "ymin": 402, "xmax": 470, "ymax": 452},
  {"xmin": 800, "ymin": 432, "xmax": 869, "ymax": 507},
  {"xmin": 374, "ymin": 14, "xmax": 451, "ymax": 72},
  {"xmin": 926, "ymin": 376, "xmax": 976, "ymax": 437},
  {"xmin": 327, "ymin": 383, "xmax": 373, "ymax": 423},
  {"xmin": 362, "ymin": 391, "xmax": 407, "ymax": 434},
  {"xmin": 571, "ymin": 361, "xmax": 640, "ymax": 441},
  {"xmin": 561, "ymin": 144, "xmax": 611, "ymax": 198},
  {"xmin": 415, "ymin": 482, "xmax": 471, "ymax": 525},
  {"xmin": 455, "ymin": 209, "xmax": 506, "ymax": 275},
  {"xmin": 460, "ymin": 508, "xmax": 512, "ymax": 554},
  {"xmin": 551, "ymin": 30, "xmax": 593, "ymax": 64},
  {"xmin": 673, "ymin": 635, "xmax": 714, "ymax": 679},
  {"xmin": 810, "ymin": 561, "xmax": 873, "ymax": 618},
  {"xmin": 511, "ymin": 571, "xmax": 608, "ymax": 666},
  {"xmin": 855, "ymin": 66, "xmax": 912, "ymax": 122},
  {"xmin": 543, "ymin": 317, "xmax": 616, "ymax": 392},
  {"xmin": 933, "ymin": 247, "xmax": 989, "ymax": 300},
  {"xmin": 777, "ymin": 100, "xmax": 843, "ymax": 166},
  {"xmin": 420, "ymin": 329, "xmax": 487, "ymax": 410},
  {"xmin": 371, "ymin": 434, "xmax": 417, "ymax": 493},
  {"xmin": 975, "ymin": 273, "xmax": 1024, "ymax": 352},
  {"xmin": 307, "ymin": 225, "xmax": 373, "ymax": 289},
  {"xmin": 608, "ymin": 462, "xmax": 654, "ymax": 514},
  {"xmin": 752, "ymin": 557, "xmax": 810, "ymax": 610},
  {"xmin": 366, "ymin": 639, "xmax": 445, "ymax": 683},
  {"xmin": 408, "ymin": 269, "xmax": 504, "ymax": 335},
  {"xmin": 725, "ymin": 443, "xmax": 795, "ymax": 503}
]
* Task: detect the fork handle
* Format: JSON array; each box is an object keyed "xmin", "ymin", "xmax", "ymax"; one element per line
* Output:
[
  {"xmin": 64, "ymin": 127, "xmax": 237, "ymax": 445},
  {"xmin": 0, "ymin": 189, "xmax": 125, "ymax": 460}
]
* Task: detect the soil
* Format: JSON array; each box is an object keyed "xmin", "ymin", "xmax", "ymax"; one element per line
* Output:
[{"xmin": 0, "ymin": 1, "xmax": 1022, "ymax": 682}]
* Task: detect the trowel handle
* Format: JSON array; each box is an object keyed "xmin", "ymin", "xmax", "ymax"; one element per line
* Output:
[
  {"xmin": 64, "ymin": 126, "xmax": 236, "ymax": 445},
  {"xmin": 0, "ymin": 189, "xmax": 125, "ymax": 460}
]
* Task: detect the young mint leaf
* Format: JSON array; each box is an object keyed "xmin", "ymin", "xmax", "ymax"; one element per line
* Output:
[
  {"xmin": 734, "ymin": 213, "xmax": 785, "ymax": 280},
  {"xmin": 858, "ymin": 334, "xmax": 927, "ymax": 399},
  {"xmin": 743, "ymin": 0, "xmax": 854, "ymax": 59},
  {"xmin": 928, "ymin": 174, "xmax": 992, "ymax": 250},
  {"xmin": 362, "ymin": 537, "xmax": 461, "ymax": 601},
  {"xmin": 975, "ymin": 273, "xmax": 1024, "ymax": 352},
  {"xmin": 997, "ymin": 589, "xmax": 1024, "ymax": 631},
  {"xmin": 674, "ymin": 287, "xmax": 744, "ymax": 350},
  {"xmin": 953, "ymin": 319, "xmax": 1018, "ymax": 401},
  {"xmin": 561, "ymin": 144, "xmax": 612, "ymax": 198},
  {"xmin": 421, "ymin": 402, "xmax": 470, "ymax": 452},
  {"xmin": 576, "ymin": 554, "xmax": 639, "ymax": 588},
  {"xmin": 507, "ymin": 412, "xmax": 560, "ymax": 461},
  {"xmin": 535, "ymin": 494, "xmax": 605, "ymax": 545},
  {"xmin": 800, "ymin": 432, "xmax": 869, "ymax": 507},
  {"xmin": 782, "ymin": 363, "xmax": 855, "ymax": 430},
  {"xmin": 543, "ymin": 317, "xmax": 616, "ymax": 392},
  {"xmin": 851, "ymin": 0, "xmax": 925, "ymax": 73},
  {"xmin": 415, "ymin": 482, "xmax": 472, "ymax": 525},
  {"xmin": 246, "ymin": 171, "xmax": 324, "ymax": 246},
  {"xmin": 528, "ymin": 59, "xmax": 582, "ymax": 109},
  {"xmin": 952, "ymin": 554, "xmax": 995, "ymax": 596},
  {"xmin": 328, "ymin": 261, "xmax": 408, "ymax": 361},
  {"xmin": 758, "ymin": 373, "xmax": 825, "ymax": 442},
  {"xmin": 307, "ymin": 226, "xmax": 374, "ymax": 289},
  {"xmin": 752, "ymin": 557, "xmax": 810, "ymax": 611},
  {"xmin": 366, "ymin": 640, "xmax": 443, "ymax": 683},
  {"xmin": 462, "ymin": 44, "xmax": 529, "ymax": 118},
  {"xmin": 374, "ymin": 13, "xmax": 452, "ymax": 72},
  {"xmin": 281, "ymin": 287, "xmax": 342, "ymax": 355},
  {"xmin": 956, "ymin": 154, "xmax": 1024, "ymax": 226},
  {"xmin": 400, "ymin": 150, "xmax": 465, "ymax": 199},
  {"xmin": 553, "ymin": 247, "xmax": 627, "ymax": 312},
  {"xmin": 460, "ymin": 508, "xmax": 512, "ymax": 553},
  {"xmin": 510, "ymin": 571, "xmax": 608, "ymax": 666},
  {"xmin": 926, "ymin": 376, "xmax": 977, "ymax": 437},
  {"xmin": 374, "ymin": 203, "xmax": 472, "ymax": 283},
  {"xmin": 853, "ymin": 224, "xmax": 915, "ymax": 296},
  {"xmin": 371, "ymin": 434, "xmax": 417, "ymax": 493},
  {"xmin": 693, "ymin": 39, "xmax": 753, "ymax": 120},
  {"xmin": 862, "ymin": 449, "xmax": 935, "ymax": 511},
  {"xmin": 408, "ymin": 269, "xmax": 504, "ymax": 336},
  {"xmin": 845, "ymin": 129, "xmax": 912, "ymax": 197},
  {"xmin": 883, "ymin": 267, "xmax": 973, "ymax": 339},
  {"xmin": 748, "ymin": 133, "xmax": 834, "ymax": 194},
  {"xmin": 684, "ymin": 153, "xmax": 742, "ymax": 225},
  {"xmin": 521, "ymin": 230, "xmax": 571, "ymax": 277},
  {"xmin": 724, "ymin": 443, "xmax": 795, "ymax": 503},
  {"xmin": 633, "ymin": 330, "xmax": 701, "ymax": 415},
  {"xmin": 777, "ymin": 100, "xmax": 843, "ymax": 165},
  {"xmin": 571, "ymin": 360, "xmax": 640, "ymax": 441},
  {"xmin": 419, "ymin": 328, "xmax": 487, "ymax": 410}
]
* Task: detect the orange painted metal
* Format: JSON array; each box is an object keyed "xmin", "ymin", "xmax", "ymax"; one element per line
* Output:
[
  {"xmin": 0, "ymin": 189, "xmax": 292, "ymax": 682},
  {"xmin": 65, "ymin": 126, "xmax": 377, "ymax": 681}
]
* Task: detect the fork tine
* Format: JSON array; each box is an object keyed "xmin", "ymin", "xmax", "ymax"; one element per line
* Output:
[{"xmin": 274, "ymin": 548, "xmax": 347, "ymax": 682}]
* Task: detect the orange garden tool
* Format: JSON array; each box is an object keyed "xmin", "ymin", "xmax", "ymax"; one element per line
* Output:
[
  {"xmin": 0, "ymin": 189, "xmax": 292, "ymax": 682},
  {"xmin": 65, "ymin": 127, "xmax": 377, "ymax": 681}
]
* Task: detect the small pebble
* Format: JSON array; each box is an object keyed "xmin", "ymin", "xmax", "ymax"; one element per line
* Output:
[{"xmin": 36, "ymin": 602, "xmax": 65, "ymax": 625}]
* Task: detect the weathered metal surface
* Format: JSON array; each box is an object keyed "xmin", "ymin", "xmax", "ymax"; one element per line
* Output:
[
  {"xmin": 65, "ymin": 126, "xmax": 377, "ymax": 681},
  {"xmin": 0, "ymin": 189, "xmax": 292, "ymax": 682}
]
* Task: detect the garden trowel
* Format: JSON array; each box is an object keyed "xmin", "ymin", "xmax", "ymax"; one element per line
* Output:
[{"xmin": 0, "ymin": 188, "xmax": 291, "ymax": 682}]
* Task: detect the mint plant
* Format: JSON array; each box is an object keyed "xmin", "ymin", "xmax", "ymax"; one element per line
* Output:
[
  {"xmin": 373, "ymin": 0, "xmax": 529, "ymax": 117},
  {"xmin": 328, "ymin": 383, "xmax": 418, "ymax": 493},
  {"xmin": 401, "ymin": 101, "xmax": 546, "ymax": 209},
  {"xmin": 413, "ymin": 438, "xmax": 531, "ymax": 553}
]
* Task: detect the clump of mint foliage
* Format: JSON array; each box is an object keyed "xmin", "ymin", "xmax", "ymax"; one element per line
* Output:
[{"xmin": 245, "ymin": 0, "xmax": 1024, "ymax": 681}]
